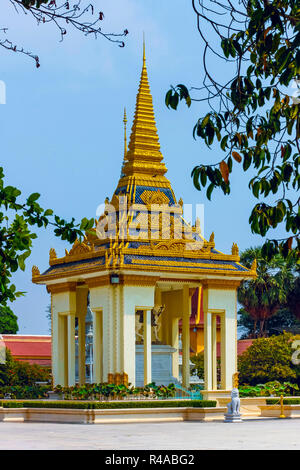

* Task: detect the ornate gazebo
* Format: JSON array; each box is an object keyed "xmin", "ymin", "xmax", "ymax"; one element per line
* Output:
[{"xmin": 32, "ymin": 44, "xmax": 256, "ymax": 399}]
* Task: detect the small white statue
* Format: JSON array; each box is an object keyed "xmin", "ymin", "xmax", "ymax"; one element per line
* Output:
[
  {"xmin": 151, "ymin": 305, "xmax": 165, "ymax": 344},
  {"xmin": 227, "ymin": 388, "xmax": 240, "ymax": 414},
  {"xmin": 224, "ymin": 388, "xmax": 242, "ymax": 423}
]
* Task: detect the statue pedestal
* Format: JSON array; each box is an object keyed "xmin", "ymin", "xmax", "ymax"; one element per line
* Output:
[
  {"xmin": 224, "ymin": 413, "xmax": 243, "ymax": 423},
  {"xmin": 135, "ymin": 344, "xmax": 177, "ymax": 387},
  {"xmin": 201, "ymin": 390, "xmax": 232, "ymax": 402}
]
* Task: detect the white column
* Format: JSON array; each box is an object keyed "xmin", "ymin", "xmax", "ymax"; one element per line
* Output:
[
  {"xmin": 143, "ymin": 309, "xmax": 152, "ymax": 385},
  {"xmin": 52, "ymin": 308, "xmax": 61, "ymax": 386},
  {"xmin": 92, "ymin": 309, "xmax": 102, "ymax": 383},
  {"xmin": 62, "ymin": 315, "xmax": 68, "ymax": 386},
  {"xmin": 113, "ymin": 285, "xmax": 122, "ymax": 374},
  {"xmin": 203, "ymin": 283, "xmax": 237, "ymax": 393},
  {"xmin": 123, "ymin": 285, "xmax": 155, "ymax": 386},
  {"xmin": 220, "ymin": 313, "xmax": 226, "ymax": 390},
  {"xmin": 89, "ymin": 286, "xmax": 112, "ymax": 383},
  {"xmin": 50, "ymin": 287, "xmax": 76, "ymax": 387},
  {"xmin": 78, "ymin": 315, "xmax": 86, "ymax": 385},
  {"xmin": 76, "ymin": 287, "xmax": 88, "ymax": 385},
  {"xmin": 221, "ymin": 295, "xmax": 237, "ymax": 389},
  {"xmin": 182, "ymin": 285, "xmax": 190, "ymax": 388},
  {"xmin": 211, "ymin": 314, "xmax": 217, "ymax": 390},
  {"xmin": 171, "ymin": 317, "xmax": 179, "ymax": 379},
  {"xmin": 67, "ymin": 314, "xmax": 75, "ymax": 386},
  {"xmin": 204, "ymin": 311, "xmax": 212, "ymax": 390}
]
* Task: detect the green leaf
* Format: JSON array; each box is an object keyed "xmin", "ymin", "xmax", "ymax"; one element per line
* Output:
[{"xmin": 206, "ymin": 183, "xmax": 214, "ymax": 201}]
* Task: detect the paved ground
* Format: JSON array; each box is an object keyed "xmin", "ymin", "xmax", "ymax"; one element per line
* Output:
[{"xmin": 0, "ymin": 419, "xmax": 300, "ymax": 450}]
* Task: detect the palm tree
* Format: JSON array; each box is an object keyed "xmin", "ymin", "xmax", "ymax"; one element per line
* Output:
[
  {"xmin": 238, "ymin": 247, "xmax": 296, "ymax": 338},
  {"xmin": 287, "ymin": 269, "xmax": 300, "ymax": 319}
]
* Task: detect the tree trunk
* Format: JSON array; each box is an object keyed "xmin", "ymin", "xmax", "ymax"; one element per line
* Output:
[
  {"xmin": 253, "ymin": 319, "xmax": 257, "ymax": 338},
  {"xmin": 259, "ymin": 319, "xmax": 265, "ymax": 338}
]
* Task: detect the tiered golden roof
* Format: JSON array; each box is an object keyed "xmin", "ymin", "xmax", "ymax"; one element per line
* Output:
[
  {"xmin": 122, "ymin": 43, "xmax": 167, "ymax": 179},
  {"xmin": 32, "ymin": 44, "xmax": 256, "ymax": 284}
]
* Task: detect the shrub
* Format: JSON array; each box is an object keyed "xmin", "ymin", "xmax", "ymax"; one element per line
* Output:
[
  {"xmin": 238, "ymin": 333, "xmax": 300, "ymax": 386},
  {"xmin": 266, "ymin": 398, "xmax": 300, "ymax": 405},
  {"xmin": 53, "ymin": 382, "xmax": 176, "ymax": 401},
  {"xmin": 239, "ymin": 381, "xmax": 300, "ymax": 397},
  {"xmin": 0, "ymin": 349, "xmax": 51, "ymax": 386},
  {"xmin": 0, "ymin": 385, "xmax": 49, "ymax": 399}
]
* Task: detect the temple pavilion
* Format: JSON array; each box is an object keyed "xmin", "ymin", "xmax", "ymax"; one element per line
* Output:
[{"xmin": 32, "ymin": 44, "xmax": 256, "ymax": 399}]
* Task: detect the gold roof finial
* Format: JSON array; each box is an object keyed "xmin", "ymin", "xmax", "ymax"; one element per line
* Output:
[
  {"xmin": 195, "ymin": 217, "xmax": 201, "ymax": 233},
  {"xmin": 121, "ymin": 38, "xmax": 167, "ymax": 178},
  {"xmin": 143, "ymin": 32, "xmax": 146, "ymax": 67},
  {"xmin": 231, "ymin": 243, "xmax": 239, "ymax": 256},
  {"xmin": 32, "ymin": 265, "xmax": 40, "ymax": 278},
  {"xmin": 123, "ymin": 107, "xmax": 128, "ymax": 159},
  {"xmin": 49, "ymin": 248, "xmax": 57, "ymax": 263},
  {"xmin": 251, "ymin": 258, "xmax": 257, "ymax": 272}
]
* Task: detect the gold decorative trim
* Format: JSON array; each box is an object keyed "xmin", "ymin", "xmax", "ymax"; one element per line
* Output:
[
  {"xmin": 46, "ymin": 282, "xmax": 77, "ymax": 294},
  {"xmin": 33, "ymin": 258, "xmax": 255, "ymax": 284},
  {"xmin": 140, "ymin": 189, "xmax": 170, "ymax": 207},
  {"xmin": 49, "ymin": 248, "xmax": 57, "ymax": 263},
  {"xmin": 32, "ymin": 265, "xmax": 40, "ymax": 278},
  {"xmin": 201, "ymin": 279, "xmax": 241, "ymax": 289},
  {"xmin": 49, "ymin": 249, "xmax": 106, "ymax": 266},
  {"xmin": 131, "ymin": 258, "xmax": 238, "ymax": 270},
  {"xmin": 231, "ymin": 243, "xmax": 239, "ymax": 257},
  {"xmin": 69, "ymin": 239, "xmax": 92, "ymax": 256},
  {"xmin": 123, "ymin": 274, "xmax": 159, "ymax": 287},
  {"xmin": 13, "ymin": 355, "xmax": 51, "ymax": 360},
  {"xmin": 86, "ymin": 276, "xmax": 111, "ymax": 288}
]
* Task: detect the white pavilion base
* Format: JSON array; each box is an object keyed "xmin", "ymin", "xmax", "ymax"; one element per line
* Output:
[{"xmin": 135, "ymin": 344, "xmax": 177, "ymax": 387}]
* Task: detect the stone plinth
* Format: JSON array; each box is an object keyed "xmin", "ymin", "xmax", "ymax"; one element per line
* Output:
[
  {"xmin": 135, "ymin": 344, "xmax": 177, "ymax": 387},
  {"xmin": 201, "ymin": 390, "xmax": 232, "ymax": 403},
  {"xmin": 224, "ymin": 412, "xmax": 243, "ymax": 423}
]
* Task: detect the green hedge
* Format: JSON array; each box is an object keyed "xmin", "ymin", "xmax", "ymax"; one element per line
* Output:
[
  {"xmin": 1, "ymin": 401, "xmax": 24, "ymax": 408},
  {"xmin": 266, "ymin": 398, "xmax": 300, "ymax": 405},
  {"xmin": 0, "ymin": 399, "xmax": 216, "ymax": 410}
]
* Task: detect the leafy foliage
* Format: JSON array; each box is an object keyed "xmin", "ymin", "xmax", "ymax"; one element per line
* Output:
[
  {"xmin": 239, "ymin": 381, "xmax": 300, "ymax": 397},
  {"xmin": 238, "ymin": 332, "xmax": 300, "ymax": 385},
  {"xmin": 0, "ymin": 348, "xmax": 51, "ymax": 386},
  {"xmin": 238, "ymin": 246, "xmax": 298, "ymax": 337},
  {"xmin": 53, "ymin": 382, "xmax": 177, "ymax": 401},
  {"xmin": 0, "ymin": 305, "xmax": 18, "ymax": 333},
  {"xmin": 0, "ymin": 167, "xmax": 94, "ymax": 305},
  {"xmin": 165, "ymin": 0, "xmax": 300, "ymax": 259},
  {"xmin": 287, "ymin": 274, "xmax": 300, "ymax": 318},
  {"xmin": 1, "ymin": 399, "xmax": 217, "ymax": 409},
  {"xmin": 0, "ymin": 384, "xmax": 49, "ymax": 399},
  {"xmin": 238, "ymin": 307, "xmax": 300, "ymax": 338},
  {"xmin": 190, "ymin": 352, "xmax": 204, "ymax": 379},
  {"xmin": 267, "ymin": 397, "xmax": 300, "ymax": 404}
]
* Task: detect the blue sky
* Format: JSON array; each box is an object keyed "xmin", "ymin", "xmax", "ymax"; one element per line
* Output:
[{"xmin": 1, "ymin": 1, "xmax": 289, "ymax": 334}]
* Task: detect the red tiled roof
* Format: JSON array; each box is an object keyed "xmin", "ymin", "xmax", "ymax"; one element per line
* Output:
[
  {"xmin": 2, "ymin": 335, "xmax": 51, "ymax": 366},
  {"xmin": 215, "ymin": 339, "xmax": 254, "ymax": 356},
  {"xmin": 237, "ymin": 339, "xmax": 254, "ymax": 355}
]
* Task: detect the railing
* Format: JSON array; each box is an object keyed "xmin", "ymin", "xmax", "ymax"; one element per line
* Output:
[{"xmin": 175, "ymin": 384, "xmax": 203, "ymax": 400}]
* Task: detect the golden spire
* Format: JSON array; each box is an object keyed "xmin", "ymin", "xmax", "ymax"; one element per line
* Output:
[
  {"xmin": 123, "ymin": 107, "xmax": 128, "ymax": 159},
  {"xmin": 122, "ymin": 40, "xmax": 167, "ymax": 177}
]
